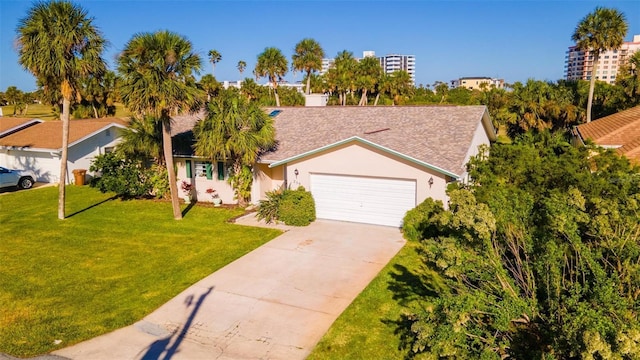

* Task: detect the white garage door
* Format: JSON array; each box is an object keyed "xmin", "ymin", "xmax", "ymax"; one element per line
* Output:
[{"xmin": 310, "ymin": 174, "xmax": 416, "ymax": 227}]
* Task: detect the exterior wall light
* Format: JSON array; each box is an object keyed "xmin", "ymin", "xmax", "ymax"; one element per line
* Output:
[
  {"xmin": 428, "ymin": 176, "xmax": 434, "ymax": 188},
  {"xmin": 294, "ymin": 169, "xmax": 299, "ymax": 177}
]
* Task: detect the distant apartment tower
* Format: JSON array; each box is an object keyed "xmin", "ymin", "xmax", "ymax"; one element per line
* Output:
[
  {"xmin": 320, "ymin": 51, "xmax": 416, "ymax": 85},
  {"xmin": 565, "ymin": 34, "xmax": 640, "ymax": 84},
  {"xmin": 450, "ymin": 77, "xmax": 505, "ymax": 90}
]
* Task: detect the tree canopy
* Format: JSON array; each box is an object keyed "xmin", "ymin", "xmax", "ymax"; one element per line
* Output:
[{"xmin": 400, "ymin": 131, "xmax": 640, "ymax": 359}]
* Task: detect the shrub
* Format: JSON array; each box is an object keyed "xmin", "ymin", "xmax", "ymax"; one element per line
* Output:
[
  {"xmin": 256, "ymin": 186, "xmax": 316, "ymax": 226},
  {"xmin": 278, "ymin": 186, "xmax": 316, "ymax": 226},
  {"xmin": 256, "ymin": 189, "xmax": 283, "ymax": 224},
  {"xmin": 401, "ymin": 197, "xmax": 445, "ymax": 242},
  {"xmin": 89, "ymin": 152, "xmax": 153, "ymax": 198}
]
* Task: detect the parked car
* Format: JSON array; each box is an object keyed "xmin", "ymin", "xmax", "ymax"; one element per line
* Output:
[{"xmin": 0, "ymin": 166, "xmax": 36, "ymax": 190}]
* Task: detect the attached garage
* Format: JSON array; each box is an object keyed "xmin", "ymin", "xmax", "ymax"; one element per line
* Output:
[{"xmin": 310, "ymin": 174, "xmax": 416, "ymax": 227}]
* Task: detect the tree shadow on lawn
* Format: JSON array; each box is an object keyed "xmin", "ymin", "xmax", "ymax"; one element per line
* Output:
[
  {"xmin": 140, "ymin": 286, "xmax": 213, "ymax": 360},
  {"xmin": 66, "ymin": 195, "xmax": 118, "ymax": 218},
  {"xmin": 181, "ymin": 201, "xmax": 196, "ymax": 217},
  {"xmin": 382, "ymin": 260, "xmax": 444, "ymax": 358}
]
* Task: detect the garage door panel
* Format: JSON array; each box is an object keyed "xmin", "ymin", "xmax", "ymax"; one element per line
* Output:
[{"xmin": 310, "ymin": 174, "xmax": 416, "ymax": 227}]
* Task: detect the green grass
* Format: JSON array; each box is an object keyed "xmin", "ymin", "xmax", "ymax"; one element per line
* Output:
[
  {"xmin": 308, "ymin": 241, "xmax": 432, "ymax": 360},
  {"xmin": 1, "ymin": 103, "xmax": 130, "ymax": 121},
  {"xmin": 0, "ymin": 186, "xmax": 281, "ymax": 357}
]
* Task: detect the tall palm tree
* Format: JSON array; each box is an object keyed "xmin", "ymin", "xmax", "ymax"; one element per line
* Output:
[
  {"xmin": 17, "ymin": 0, "xmax": 106, "ymax": 220},
  {"xmin": 193, "ymin": 91, "xmax": 275, "ymax": 205},
  {"xmin": 254, "ymin": 47, "xmax": 288, "ymax": 106},
  {"xmin": 325, "ymin": 50, "xmax": 357, "ymax": 105},
  {"xmin": 572, "ymin": 7, "xmax": 628, "ymax": 122},
  {"xmin": 356, "ymin": 56, "xmax": 383, "ymax": 106},
  {"xmin": 388, "ymin": 70, "xmax": 413, "ymax": 105},
  {"xmin": 118, "ymin": 31, "xmax": 202, "ymax": 220},
  {"xmin": 292, "ymin": 38, "xmax": 325, "ymax": 94},
  {"xmin": 237, "ymin": 60, "xmax": 247, "ymax": 77},
  {"xmin": 208, "ymin": 49, "xmax": 221, "ymax": 76}
]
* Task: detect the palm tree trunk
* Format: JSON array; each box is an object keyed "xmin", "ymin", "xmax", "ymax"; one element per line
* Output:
[
  {"xmin": 374, "ymin": 93, "xmax": 380, "ymax": 106},
  {"xmin": 273, "ymin": 81, "xmax": 280, "ymax": 106},
  {"xmin": 58, "ymin": 95, "xmax": 71, "ymax": 220},
  {"xmin": 306, "ymin": 71, "xmax": 312, "ymax": 94},
  {"xmin": 162, "ymin": 118, "xmax": 182, "ymax": 220},
  {"xmin": 586, "ymin": 50, "xmax": 599, "ymax": 123},
  {"xmin": 92, "ymin": 103, "xmax": 98, "ymax": 118},
  {"xmin": 359, "ymin": 89, "xmax": 367, "ymax": 106}
]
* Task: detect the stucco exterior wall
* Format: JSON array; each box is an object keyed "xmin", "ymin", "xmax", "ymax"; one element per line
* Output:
[
  {"xmin": 174, "ymin": 158, "xmax": 237, "ymax": 204},
  {"xmin": 274, "ymin": 142, "xmax": 450, "ymax": 206}
]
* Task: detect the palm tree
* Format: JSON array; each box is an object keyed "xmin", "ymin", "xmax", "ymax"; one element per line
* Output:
[
  {"xmin": 237, "ymin": 60, "xmax": 247, "ymax": 77},
  {"xmin": 17, "ymin": 0, "xmax": 106, "ymax": 220},
  {"xmin": 117, "ymin": 115, "xmax": 163, "ymax": 163},
  {"xmin": 388, "ymin": 70, "xmax": 413, "ymax": 105},
  {"xmin": 292, "ymin": 38, "xmax": 325, "ymax": 94},
  {"xmin": 572, "ymin": 7, "xmax": 628, "ymax": 122},
  {"xmin": 616, "ymin": 51, "xmax": 640, "ymax": 105},
  {"xmin": 193, "ymin": 91, "xmax": 275, "ymax": 205},
  {"xmin": 325, "ymin": 50, "xmax": 357, "ymax": 105},
  {"xmin": 199, "ymin": 74, "xmax": 221, "ymax": 101},
  {"xmin": 254, "ymin": 47, "xmax": 288, "ymax": 106},
  {"xmin": 208, "ymin": 49, "xmax": 221, "ymax": 76},
  {"xmin": 356, "ymin": 56, "xmax": 383, "ymax": 106},
  {"xmin": 118, "ymin": 30, "xmax": 202, "ymax": 220}
]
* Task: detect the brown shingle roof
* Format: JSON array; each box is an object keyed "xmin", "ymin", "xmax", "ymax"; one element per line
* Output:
[
  {"xmin": 0, "ymin": 117, "xmax": 128, "ymax": 150},
  {"xmin": 262, "ymin": 106, "xmax": 493, "ymax": 176},
  {"xmin": 0, "ymin": 117, "xmax": 42, "ymax": 136},
  {"xmin": 575, "ymin": 106, "xmax": 640, "ymax": 164}
]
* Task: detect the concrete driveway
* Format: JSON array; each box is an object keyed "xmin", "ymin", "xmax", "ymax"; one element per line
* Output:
[{"xmin": 53, "ymin": 218, "xmax": 405, "ymax": 360}]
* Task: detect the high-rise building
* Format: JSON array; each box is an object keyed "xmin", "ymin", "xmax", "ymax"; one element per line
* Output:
[
  {"xmin": 565, "ymin": 34, "xmax": 640, "ymax": 84},
  {"xmin": 320, "ymin": 51, "xmax": 416, "ymax": 85}
]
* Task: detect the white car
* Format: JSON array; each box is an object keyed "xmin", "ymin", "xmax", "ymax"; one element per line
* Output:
[{"xmin": 0, "ymin": 166, "xmax": 36, "ymax": 190}]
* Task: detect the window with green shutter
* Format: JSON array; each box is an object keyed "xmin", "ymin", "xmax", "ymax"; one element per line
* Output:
[
  {"xmin": 186, "ymin": 160, "xmax": 192, "ymax": 178},
  {"xmin": 206, "ymin": 162, "xmax": 213, "ymax": 180},
  {"xmin": 217, "ymin": 162, "xmax": 225, "ymax": 180}
]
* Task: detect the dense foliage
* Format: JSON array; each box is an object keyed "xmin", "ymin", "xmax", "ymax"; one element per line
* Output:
[
  {"xmin": 256, "ymin": 186, "xmax": 316, "ymax": 226},
  {"xmin": 400, "ymin": 132, "xmax": 640, "ymax": 359},
  {"xmin": 89, "ymin": 152, "xmax": 168, "ymax": 198}
]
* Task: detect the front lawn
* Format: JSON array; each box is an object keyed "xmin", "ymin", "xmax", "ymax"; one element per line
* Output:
[{"xmin": 0, "ymin": 186, "xmax": 281, "ymax": 357}]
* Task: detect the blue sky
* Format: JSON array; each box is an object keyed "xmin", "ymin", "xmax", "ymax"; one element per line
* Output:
[{"xmin": 1, "ymin": 0, "xmax": 639, "ymax": 92}]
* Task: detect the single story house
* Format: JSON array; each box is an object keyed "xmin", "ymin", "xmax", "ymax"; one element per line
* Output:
[
  {"xmin": 0, "ymin": 117, "xmax": 128, "ymax": 183},
  {"xmin": 0, "ymin": 117, "xmax": 42, "ymax": 138},
  {"xmin": 172, "ymin": 106, "xmax": 496, "ymax": 227},
  {"xmin": 573, "ymin": 105, "xmax": 640, "ymax": 165}
]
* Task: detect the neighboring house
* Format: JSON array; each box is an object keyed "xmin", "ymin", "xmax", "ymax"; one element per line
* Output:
[
  {"xmin": 0, "ymin": 117, "xmax": 128, "ymax": 183},
  {"xmin": 173, "ymin": 106, "xmax": 496, "ymax": 227},
  {"xmin": 0, "ymin": 117, "xmax": 42, "ymax": 138},
  {"xmin": 573, "ymin": 105, "xmax": 640, "ymax": 165}
]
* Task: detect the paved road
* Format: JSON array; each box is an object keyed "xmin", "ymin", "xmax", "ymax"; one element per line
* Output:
[{"xmin": 49, "ymin": 219, "xmax": 405, "ymax": 360}]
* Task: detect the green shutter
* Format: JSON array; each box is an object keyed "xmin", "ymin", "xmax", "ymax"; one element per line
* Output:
[
  {"xmin": 186, "ymin": 160, "xmax": 192, "ymax": 178},
  {"xmin": 206, "ymin": 162, "xmax": 213, "ymax": 180},
  {"xmin": 217, "ymin": 162, "xmax": 224, "ymax": 180}
]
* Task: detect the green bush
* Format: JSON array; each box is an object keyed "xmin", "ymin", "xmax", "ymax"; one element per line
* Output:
[
  {"xmin": 256, "ymin": 188, "xmax": 283, "ymax": 224},
  {"xmin": 256, "ymin": 186, "xmax": 316, "ymax": 226},
  {"xmin": 401, "ymin": 197, "xmax": 445, "ymax": 241},
  {"xmin": 278, "ymin": 186, "xmax": 316, "ymax": 226},
  {"xmin": 89, "ymin": 152, "xmax": 154, "ymax": 198}
]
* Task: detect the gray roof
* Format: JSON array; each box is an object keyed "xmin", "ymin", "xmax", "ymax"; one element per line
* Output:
[
  {"xmin": 170, "ymin": 106, "xmax": 494, "ymax": 177},
  {"xmin": 263, "ymin": 106, "xmax": 493, "ymax": 176}
]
